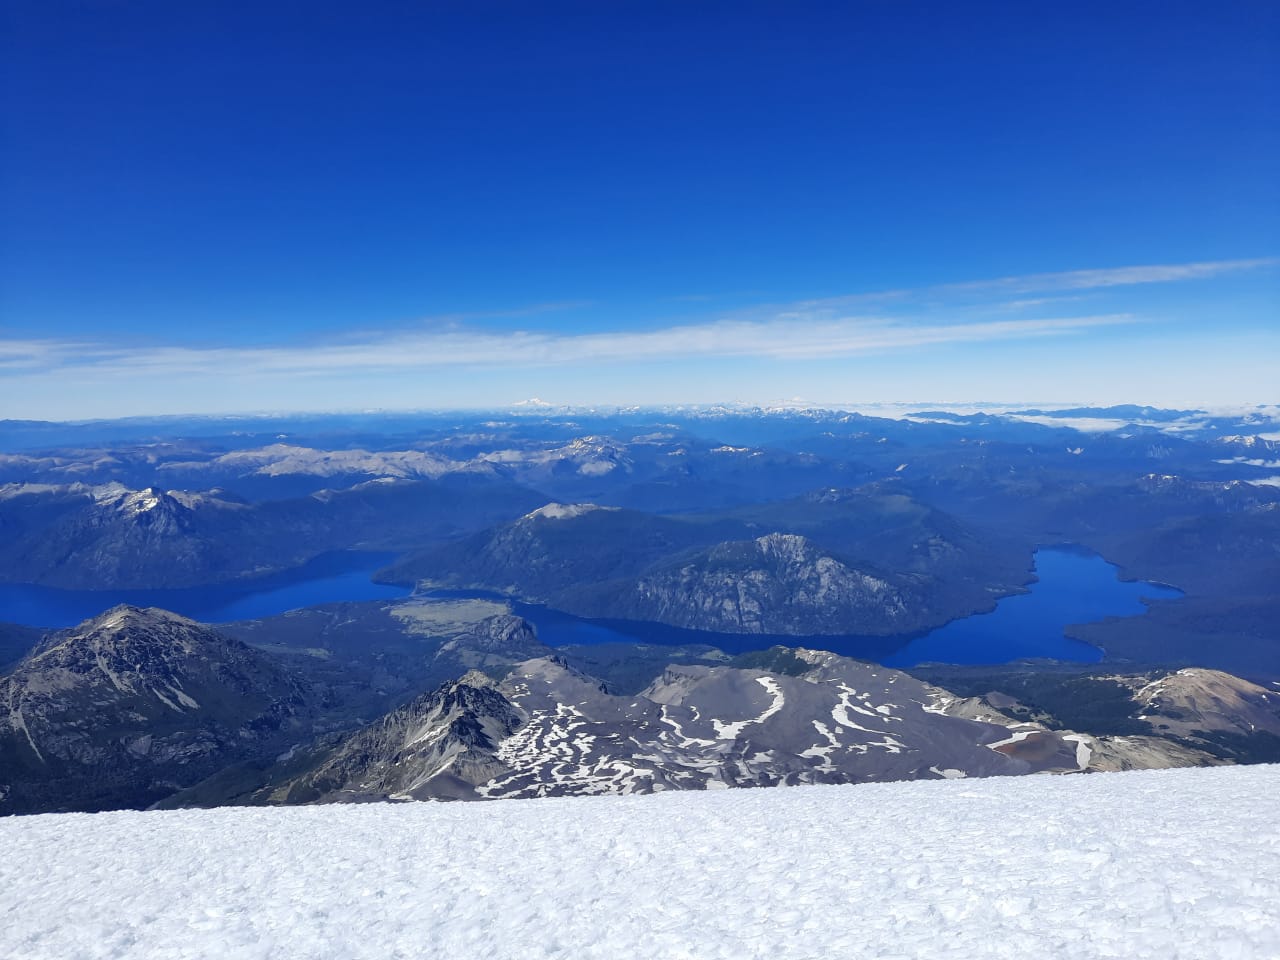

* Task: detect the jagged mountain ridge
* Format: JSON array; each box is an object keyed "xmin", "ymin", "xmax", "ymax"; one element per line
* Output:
[
  {"xmin": 0, "ymin": 474, "xmax": 545, "ymax": 588},
  {"xmin": 0, "ymin": 483, "xmax": 254, "ymax": 589},
  {"xmin": 0, "ymin": 430, "xmax": 867, "ymax": 510},
  {"xmin": 212, "ymin": 646, "xmax": 1275, "ymax": 808},
  {"xmin": 274, "ymin": 671, "xmax": 523, "ymax": 804},
  {"xmin": 250, "ymin": 650, "xmax": 1121, "ymax": 804}
]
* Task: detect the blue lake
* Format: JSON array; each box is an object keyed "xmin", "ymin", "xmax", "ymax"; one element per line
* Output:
[
  {"xmin": 499, "ymin": 547, "xmax": 1177, "ymax": 670},
  {"xmin": 1, "ymin": 546, "xmax": 1180, "ymax": 668},
  {"xmin": 0, "ymin": 552, "xmax": 410, "ymax": 629},
  {"xmin": 879, "ymin": 548, "xmax": 1183, "ymax": 667},
  {"xmin": 432, "ymin": 547, "xmax": 1182, "ymax": 666}
]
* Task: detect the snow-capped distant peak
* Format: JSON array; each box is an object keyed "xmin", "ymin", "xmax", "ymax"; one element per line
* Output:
[
  {"xmin": 119, "ymin": 488, "xmax": 165, "ymax": 514},
  {"xmin": 523, "ymin": 502, "xmax": 620, "ymax": 521},
  {"xmin": 83, "ymin": 484, "xmax": 171, "ymax": 513}
]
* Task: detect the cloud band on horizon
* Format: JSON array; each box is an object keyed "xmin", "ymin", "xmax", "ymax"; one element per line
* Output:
[
  {"xmin": 0, "ymin": 313, "xmax": 1141, "ymax": 378},
  {"xmin": 0, "ymin": 257, "xmax": 1271, "ymax": 383}
]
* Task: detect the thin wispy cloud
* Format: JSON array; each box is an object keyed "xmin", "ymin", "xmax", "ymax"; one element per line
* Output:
[
  {"xmin": 398, "ymin": 300, "xmax": 596, "ymax": 326},
  {"xmin": 0, "ymin": 257, "xmax": 1266, "ymax": 384},
  {"xmin": 997, "ymin": 296, "xmax": 1089, "ymax": 311},
  {"xmin": 940, "ymin": 257, "xmax": 1277, "ymax": 296},
  {"xmin": 758, "ymin": 257, "xmax": 1276, "ymax": 318},
  {"xmin": 1, "ymin": 314, "xmax": 1138, "ymax": 380},
  {"xmin": 0, "ymin": 338, "xmax": 97, "ymax": 370}
]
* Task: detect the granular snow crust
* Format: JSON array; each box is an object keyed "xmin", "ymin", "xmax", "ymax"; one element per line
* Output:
[{"xmin": 2, "ymin": 764, "xmax": 1277, "ymax": 960}]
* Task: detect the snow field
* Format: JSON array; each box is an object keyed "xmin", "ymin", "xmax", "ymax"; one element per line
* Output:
[{"xmin": 1, "ymin": 764, "xmax": 1278, "ymax": 960}]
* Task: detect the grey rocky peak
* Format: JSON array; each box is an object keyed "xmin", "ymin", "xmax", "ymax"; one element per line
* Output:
[
  {"xmin": 592, "ymin": 532, "xmax": 917, "ymax": 635},
  {"xmin": 0, "ymin": 606, "xmax": 310, "ymax": 815},
  {"xmin": 456, "ymin": 668, "xmax": 498, "ymax": 689},
  {"xmin": 432, "ymin": 613, "xmax": 553, "ymax": 676},
  {"xmin": 263, "ymin": 671, "xmax": 524, "ymax": 804}
]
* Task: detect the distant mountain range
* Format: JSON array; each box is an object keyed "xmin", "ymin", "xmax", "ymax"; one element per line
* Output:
[
  {"xmin": 2, "ymin": 405, "xmax": 1279, "ymax": 815},
  {"xmin": 0, "ymin": 474, "xmax": 543, "ymax": 588}
]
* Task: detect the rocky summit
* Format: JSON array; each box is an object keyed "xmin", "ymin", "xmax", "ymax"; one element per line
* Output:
[
  {"xmin": 0, "ymin": 606, "xmax": 310, "ymax": 814},
  {"xmin": 608, "ymin": 532, "xmax": 916, "ymax": 634}
]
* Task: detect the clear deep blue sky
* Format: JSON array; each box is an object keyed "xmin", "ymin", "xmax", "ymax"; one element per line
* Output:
[{"xmin": 2, "ymin": 1, "xmax": 1277, "ymax": 418}]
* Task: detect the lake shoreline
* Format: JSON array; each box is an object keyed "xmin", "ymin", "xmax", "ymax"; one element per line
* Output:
[
  {"xmin": 421, "ymin": 547, "xmax": 1183, "ymax": 668},
  {"xmin": 1, "ymin": 547, "xmax": 1183, "ymax": 671}
]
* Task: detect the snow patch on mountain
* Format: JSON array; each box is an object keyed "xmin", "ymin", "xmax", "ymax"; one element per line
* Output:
[{"xmin": 523, "ymin": 502, "xmax": 620, "ymax": 521}]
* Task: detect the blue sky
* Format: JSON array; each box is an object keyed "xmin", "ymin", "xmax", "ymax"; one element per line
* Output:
[{"xmin": 2, "ymin": 1, "xmax": 1276, "ymax": 419}]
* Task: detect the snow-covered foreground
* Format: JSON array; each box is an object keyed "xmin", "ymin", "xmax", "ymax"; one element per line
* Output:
[{"xmin": 2, "ymin": 766, "xmax": 1278, "ymax": 960}]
